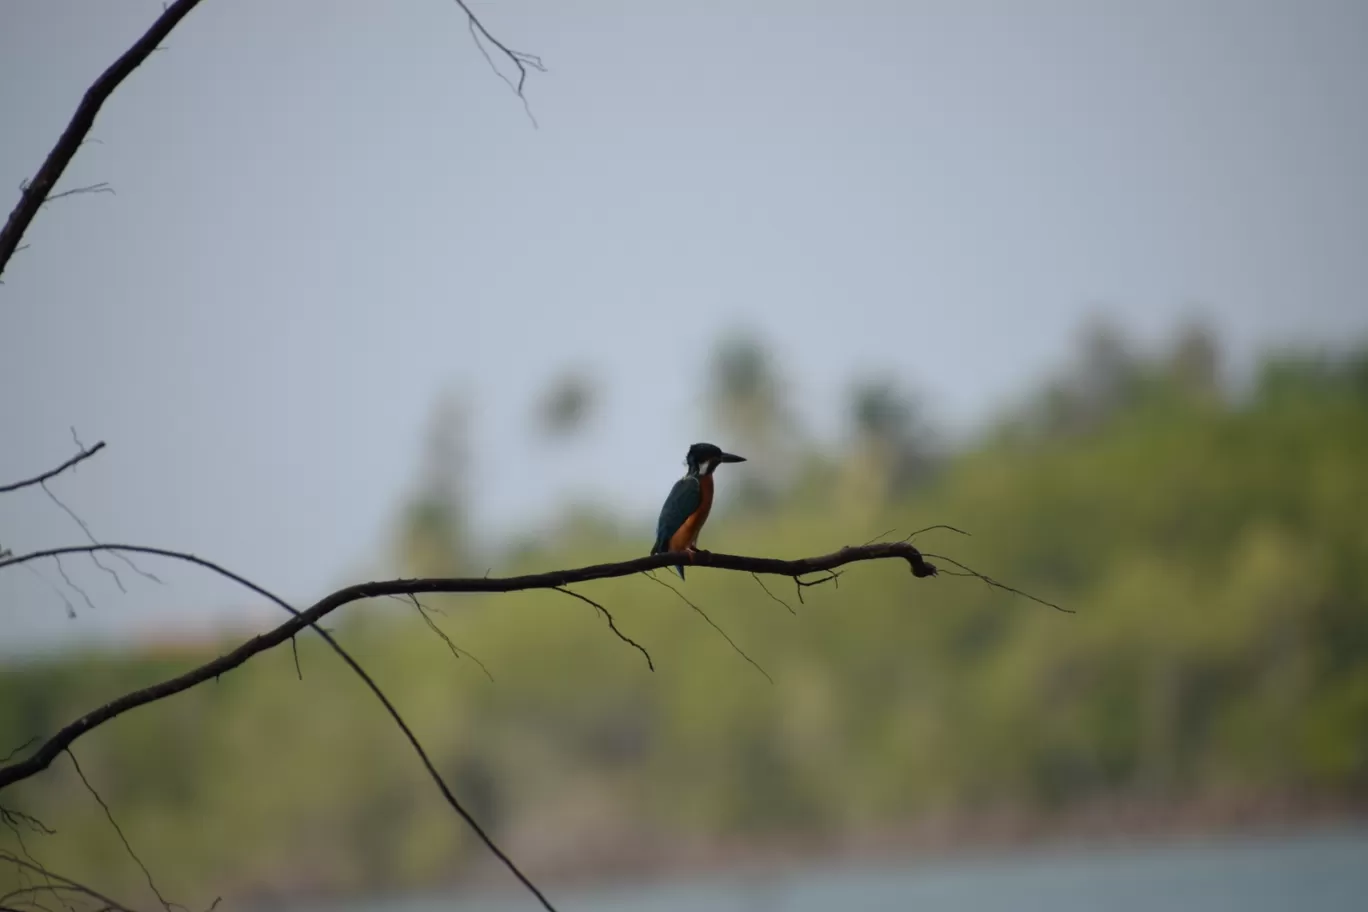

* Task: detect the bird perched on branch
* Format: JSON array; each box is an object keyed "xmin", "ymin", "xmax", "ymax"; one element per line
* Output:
[{"xmin": 651, "ymin": 442, "xmax": 747, "ymax": 580}]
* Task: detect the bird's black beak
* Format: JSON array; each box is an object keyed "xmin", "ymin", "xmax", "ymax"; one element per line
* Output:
[{"xmin": 719, "ymin": 452, "xmax": 746, "ymax": 464}]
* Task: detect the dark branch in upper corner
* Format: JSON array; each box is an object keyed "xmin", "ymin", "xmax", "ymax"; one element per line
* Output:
[
  {"xmin": 0, "ymin": 0, "xmax": 206, "ymax": 281},
  {"xmin": 0, "ymin": 442, "xmax": 106, "ymax": 495},
  {"xmin": 453, "ymin": 0, "xmax": 546, "ymax": 126}
]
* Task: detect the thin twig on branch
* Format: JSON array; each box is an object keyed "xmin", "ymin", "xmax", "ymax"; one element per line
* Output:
[
  {"xmin": 453, "ymin": 0, "xmax": 547, "ymax": 128},
  {"xmin": 40, "ymin": 183, "xmax": 116, "ymax": 205},
  {"xmin": 553, "ymin": 585, "xmax": 653, "ymax": 671},
  {"xmin": 66, "ymin": 751, "xmax": 177, "ymax": 912},
  {"xmin": 643, "ymin": 571, "xmax": 771, "ymax": 682},
  {"xmin": 0, "ymin": 850, "xmax": 135, "ymax": 912}
]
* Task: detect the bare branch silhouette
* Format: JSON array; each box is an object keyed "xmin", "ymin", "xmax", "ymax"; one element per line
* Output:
[
  {"xmin": 0, "ymin": 541, "xmax": 953, "ymax": 792},
  {"xmin": 453, "ymin": 0, "xmax": 546, "ymax": 127},
  {"xmin": 0, "ymin": 442, "xmax": 106, "ymax": 495},
  {"xmin": 0, "ymin": 851, "xmax": 135, "ymax": 912},
  {"xmin": 0, "ymin": 0, "xmax": 206, "ymax": 279},
  {"xmin": 0, "ymin": 544, "xmax": 557, "ymax": 909},
  {"xmin": 0, "ymin": 530, "xmax": 1063, "ymax": 911}
]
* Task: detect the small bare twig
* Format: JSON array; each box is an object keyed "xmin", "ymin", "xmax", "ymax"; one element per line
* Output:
[
  {"xmin": 790, "ymin": 569, "xmax": 842, "ymax": 604},
  {"xmin": 0, "ymin": 740, "xmax": 36, "ymax": 766},
  {"xmin": 41, "ymin": 183, "xmax": 115, "ymax": 205},
  {"xmin": 49, "ymin": 556, "xmax": 96, "ymax": 616},
  {"xmin": 66, "ymin": 752, "xmax": 177, "ymax": 912},
  {"xmin": 20, "ymin": 564, "xmax": 77, "ymax": 619},
  {"xmin": 750, "ymin": 572, "xmax": 795, "ymax": 615},
  {"xmin": 644, "ymin": 572, "xmax": 772, "ymax": 684},
  {"xmin": 42, "ymin": 480, "xmax": 161, "ymax": 590},
  {"xmin": 406, "ymin": 593, "xmax": 496, "ymax": 682},
  {"xmin": 0, "ymin": 851, "xmax": 136, "ymax": 912},
  {"xmin": 453, "ymin": 0, "xmax": 546, "ymax": 127},
  {"xmin": 902, "ymin": 524, "xmax": 973, "ymax": 541},
  {"xmin": 0, "ymin": 807, "xmax": 55, "ymax": 838},
  {"xmin": 553, "ymin": 586, "xmax": 653, "ymax": 671},
  {"xmin": 921, "ymin": 552, "xmax": 1073, "ymax": 613}
]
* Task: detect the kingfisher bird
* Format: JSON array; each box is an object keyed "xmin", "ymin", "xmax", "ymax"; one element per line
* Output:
[{"xmin": 651, "ymin": 442, "xmax": 746, "ymax": 579}]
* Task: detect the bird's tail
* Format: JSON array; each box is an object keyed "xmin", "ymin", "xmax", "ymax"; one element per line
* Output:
[{"xmin": 650, "ymin": 537, "xmax": 685, "ymax": 580}]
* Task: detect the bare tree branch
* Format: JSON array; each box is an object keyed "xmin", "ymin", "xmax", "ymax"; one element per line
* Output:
[
  {"xmin": 0, "ymin": 544, "xmax": 556, "ymax": 908},
  {"xmin": 0, "ymin": 443, "xmax": 106, "ymax": 495},
  {"xmin": 0, "ymin": 0, "xmax": 206, "ymax": 280},
  {"xmin": 0, "ymin": 542, "xmax": 947, "ymax": 790},
  {"xmin": 0, "ymin": 535, "xmax": 1064, "ymax": 909}
]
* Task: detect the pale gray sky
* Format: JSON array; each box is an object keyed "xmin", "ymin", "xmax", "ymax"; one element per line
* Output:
[{"xmin": 3, "ymin": 0, "xmax": 1366, "ymax": 655}]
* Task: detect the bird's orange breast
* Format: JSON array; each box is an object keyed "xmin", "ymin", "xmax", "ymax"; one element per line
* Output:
[{"xmin": 668, "ymin": 473, "xmax": 714, "ymax": 552}]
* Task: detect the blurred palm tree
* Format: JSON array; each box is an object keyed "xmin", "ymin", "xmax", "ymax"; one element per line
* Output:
[
  {"xmin": 706, "ymin": 332, "xmax": 800, "ymax": 510},
  {"xmin": 841, "ymin": 376, "xmax": 937, "ymax": 517},
  {"xmin": 1167, "ymin": 320, "xmax": 1221, "ymax": 401},
  {"xmin": 536, "ymin": 368, "xmax": 597, "ymax": 440},
  {"xmin": 395, "ymin": 389, "xmax": 472, "ymax": 577}
]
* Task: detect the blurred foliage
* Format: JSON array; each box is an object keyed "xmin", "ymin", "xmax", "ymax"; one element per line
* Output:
[{"xmin": 3, "ymin": 329, "xmax": 1368, "ymax": 903}]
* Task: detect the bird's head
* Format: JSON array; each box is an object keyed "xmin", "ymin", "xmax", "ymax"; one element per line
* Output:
[{"xmin": 685, "ymin": 442, "xmax": 746, "ymax": 476}]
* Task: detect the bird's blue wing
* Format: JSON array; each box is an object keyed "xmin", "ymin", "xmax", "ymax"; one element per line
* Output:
[{"xmin": 652, "ymin": 475, "xmax": 701, "ymax": 556}]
